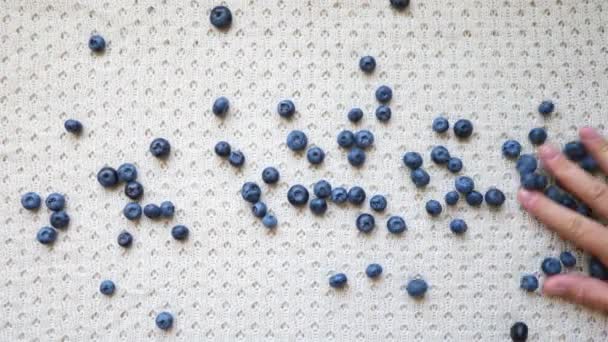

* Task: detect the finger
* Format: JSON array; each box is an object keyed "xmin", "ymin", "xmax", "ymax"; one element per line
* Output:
[
  {"xmin": 580, "ymin": 127, "xmax": 608, "ymax": 174},
  {"xmin": 518, "ymin": 189, "xmax": 608, "ymax": 265},
  {"xmin": 544, "ymin": 274, "xmax": 608, "ymax": 312},
  {"xmin": 538, "ymin": 144, "xmax": 608, "ymax": 219}
]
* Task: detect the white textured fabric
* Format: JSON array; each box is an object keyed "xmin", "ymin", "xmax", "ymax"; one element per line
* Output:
[{"xmin": 2, "ymin": 0, "xmax": 608, "ymax": 340}]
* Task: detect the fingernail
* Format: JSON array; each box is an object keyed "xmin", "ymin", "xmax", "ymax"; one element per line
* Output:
[
  {"xmin": 580, "ymin": 127, "xmax": 601, "ymax": 141},
  {"xmin": 517, "ymin": 189, "xmax": 536, "ymax": 206},
  {"xmin": 545, "ymin": 283, "xmax": 568, "ymax": 296},
  {"xmin": 539, "ymin": 144, "xmax": 560, "ymax": 161}
]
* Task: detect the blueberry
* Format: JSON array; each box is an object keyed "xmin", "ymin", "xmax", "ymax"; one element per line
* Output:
[
  {"xmin": 563, "ymin": 141, "xmax": 587, "ymax": 161},
  {"xmin": 390, "ymin": 0, "xmax": 410, "ymax": 9},
  {"xmin": 337, "ymin": 130, "xmax": 355, "ymax": 148},
  {"xmin": 589, "ymin": 256, "xmax": 608, "ymax": 280},
  {"xmin": 365, "ymin": 263, "xmax": 383, "ymax": 278},
  {"xmin": 287, "ymin": 184, "xmax": 309, "ymax": 206},
  {"xmin": 50, "ymin": 211, "xmax": 70, "ymax": 229},
  {"xmin": 559, "ymin": 194, "xmax": 578, "ymax": 209},
  {"xmin": 375, "ymin": 85, "xmax": 393, "ymax": 103},
  {"xmin": 97, "ymin": 167, "xmax": 119, "ymax": 188},
  {"xmin": 262, "ymin": 214, "xmax": 278, "ymax": 229},
  {"xmin": 579, "ymin": 155, "xmax": 599, "ymax": 173},
  {"xmin": 541, "ymin": 257, "xmax": 562, "ymax": 276},
  {"xmin": 347, "ymin": 147, "xmax": 366, "ymax": 167},
  {"xmin": 375, "ymin": 105, "xmax": 392, "ymax": 122},
  {"xmin": 544, "ymin": 185, "xmax": 563, "ymax": 203},
  {"xmin": 171, "ymin": 225, "xmax": 189, "ymax": 240},
  {"xmin": 447, "ymin": 157, "xmax": 463, "ymax": 173},
  {"xmin": 521, "ymin": 173, "xmax": 547, "ymax": 191},
  {"xmin": 516, "ymin": 154, "xmax": 538, "ymax": 175},
  {"xmin": 347, "ymin": 108, "xmax": 364, "ymax": 123},
  {"xmin": 402, "ymin": 152, "xmax": 423, "ymax": 169},
  {"xmin": 99, "ymin": 280, "xmax": 115, "ymax": 296},
  {"xmin": 465, "ymin": 191, "xmax": 483, "ymax": 206},
  {"xmin": 209, "ymin": 5, "xmax": 232, "ymax": 29},
  {"xmin": 510, "ymin": 322, "xmax": 528, "ymax": 342},
  {"xmin": 356, "ymin": 213, "xmax": 375, "ymax": 233},
  {"xmin": 370, "ymin": 195, "xmax": 387, "ymax": 212},
  {"xmin": 21, "ymin": 192, "xmax": 42, "ymax": 210},
  {"xmin": 387, "ymin": 216, "xmax": 406, "ymax": 234},
  {"xmin": 262, "ymin": 167, "xmax": 280, "ymax": 184},
  {"xmin": 88, "ymin": 35, "xmax": 106, "ymax": 52},
  {"xmin": 123, "ymin": 202, "xmax": 142, "ymax": 220},
  {"xmin": 329, "ymin": 273, "xmax": 348, "ymax": 288},
  {"xmin": 444, "ymin": 191, "xmax": 460, "ymax": 205},
  {"xmin": 228, "ymin": 150, "xmax": 245, "ymax": 167},
  {"xmin": 117, "ymin": 163, "xmax": 138, "ymax": 182},
  {"xmin": 528, "ymin": 127, "xmax": 547, "ymax": 145},
  {"xmin": 406, "ymin": 278, "xmax": 428, "ymax": 298},
  {"xmin": 502, "ymin": 140, "xmax": 522, "ymax": 159},
  {"xmin": 432, "ymin": 117, "xmax": 449, "ymax": 133},
  {"xmin": 560, "ymin": 251, "xmax": 576, "ymax": 267},
  {"xmin": 313, "ymin": 180, "xmax": 332, "ymax": 198},
  {"xmin": 241, "ymin": 182, "xmax": 262, "ymax": 203},
  {"xmin": 149, "ymin": 138, "xmax": 171, "ymax": 158},
  {"xmin": 347, "ymin": 186, "xmax": 366, "ymax": 205},
  {"xmin": 449, "ymin": 219, "xmax": 468, "ymax": 234},
  {"xmin": 160, "ymin": 201, "xmax": 175, "ymax": 217},
  {"xmin": 252, "ymin": 202, "xmax": 268, "ymax": 218},
  {"xmin": 286, "ymin": 130, "xmax": 308, "ymax": 151},
  {"xmin": 359, "ymin": 56, "xmax": 376, "ymax": 73},
  {"xmin": 538, "ymin": 100, "xmax": 555, "ymax": 115},
  {"xmin": 214, "ymin": 141, "xmax": 231, "ymax": 157},
  {"xmin": 117, "ymin": 231, "xmax": 133, "ymax": 247},
  {"xmin": 36, "ymin": 226, "xmax": 58, "ymax": 245},
  {"xmin": 309, "ymin": 198, "xmax": 328, "ymax": 215},
  {"xmin": 425, "ymin": 200, "xmax": 442, "ymax": 216},
  {"xmin": 331, "ymin": 187, "xmax": 348, "ymax": 204},
  {"xmin": 45, "ymin": 193, "xmax": 66, "ymax": 211},
  {"xmin": 453, "ymin": 119, "xmax": 473, "ymax": 138},
  {"xmin": 431, "ymin": 146, "xmax": 451, "ymax": 164},
  {"xmin": 277, "ymin": 99, "xmax": 295, "ymax": 118},
  {"xmin": 155, "ymin": 312, "xmax": 174, "ymax": 330},
  {"xmin": 576, "ymin": 203, "xmax": 592, "ymax": 217},
  {"xmin": 410, "ymin": 168, "xmax": 430, "ymax": 187},
  {"xmin": 354, "ymin": 130, "xmax": 374, "ymax": 149},
  {"xmin": 125, "ymin": 181, "xmax": 144, "ymax": 200},
  {"xmin": 484, "ymin": 188, "xmax": 506, "ymax": 207},
  {"xmin": 306, "ymin": 147, "xmax": 325, "ymax": 165},
  {"xmin": 64, "ymin": 119, "xmax": 83, "ymax": 134},
  {"xmin": 212, "ymin": 96, "xmax": 230, "ymax": 116},
  {"xmin": 454, "ymin": 176, "xmax": 475, "ymax": 194},
  {"xmin": 520, "ymin": 274, "xmax": 539, "ymax": 292}
]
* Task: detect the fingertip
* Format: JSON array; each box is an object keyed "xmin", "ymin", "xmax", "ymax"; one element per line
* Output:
[
  {"xmin": 580, "ymin": 127, "xmax": 601, "ymax": 141},
  {"xmin": 538, "ymin": 144, "xmax": 560, "ymax": 161},
  {"xmin": 517, "ymin": 188, "xmax": 538, "ymax": 208}
]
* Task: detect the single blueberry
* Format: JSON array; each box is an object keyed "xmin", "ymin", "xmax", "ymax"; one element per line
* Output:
[
  {"xmin": 50, "ymin": 211, "xmax": 70, "ymax": 229},
  {"xmin": 365, "ymin": 263, "xmax": 383, "ymax": 278},
  {"xmin": 359, "ymin": 56, "xmax": 376, "ymax": 73},
  {"xmin": 160, "ymin": 201, "xmax": 175, "ymax": 217},
  {"xmin": 520, "ymin": 274, "xmax": 539, "ymax": 292},
  {"xmin": 125, "ymin": 181, "xmax": 144, "ymax": 200},
  {"xmin": 375, "ymin": 105, "xmax": 392, "ymax": 122},
  {"xmin": 123, "ymin": 202, "xmax": 142, "ymax": 220},
  {"xmin": 64, "ymin": 119, "xmax": 83, "ymax": 134},
  {"xmin": 447, "ymin": 157, "xmax": 463, "ymax": 173},
  {"xmin": 410, "ymin": 168, "xmax": 430, "ymax": 188},
  {"xmin": 560, "ymin": 251, "xmax": 576, "ymax": 267},
  {"xmin": 465, "ymin": 191, "xmax": 483, "ymax": 206},
  {"xmin": 45, "ymin": 193, "xmax": 66, "ymax": 211},
  {"xmin": 356, "ymin": 213, "xmax": 375, "ymax": 233},
  {"xmin": 277, "ymin": 99, "xmax": 295, "ymax": 118},
  {"xmin": 528, "ymin": 127, "xmax": 547, "ymax": 145},
  {"xmin": 387, "ymin": 216, "xmax": 406, "ymax": 234},
  {"xmin": 449, "ymin": 219, "xmax": 468, "ymax": 234},
  {"xmin": 432, "ymin": 117, "xmax": 449, "ymax": 133},
  {"xmin": 453, "ymin": 119, "xmax": 473, "ymax": 138},
  {"xmin": 516, "ymin": 154, "xmax": 538, "ymax": 175},
  {"xmin": 425, "ymin": 200, "xmax": 442, "ymax": 216},
  {"xmin": 454, "ymin": 176, "xmax": 475, "ymax": 194},
  {"xmin": 444, "ymin": 191, "xmax": 460, "ymax": 205},
  {"xmin": 347, "ymin": 147, "xmax": 366, "ymax": 167},
  {"xmin": 117, "ymin": 163, "xmax": 138, "ymax": 182},
  {"xmin": 214, "ymin": 141, "xmax": 231, "ymax": 157},
  {"xmin": 171, "ymin": 225, "xmax": 189, "ymax": 240},
  {"xmin": 375, "ymin": 85, "xmax": 393, "ymax": 103},
  {"xmin": 331, "ymin": 187, "xmax": 348, "ymax": 204},
  {"xmin": 390, "ymin": 0, "xmax": 410, "ymax": 9},
  {"xmin": 228, "ymin": 150, "xmax": 245, "ymax": 167},
  {"xmin": 212, "ymin": 96, "xmax": 230, "ymax": 116},
  {"xmin": 262, "ymin": 167, "xmax": 280, "ymax": 184},
  {"xmin": 36, "ymin": 226, "xmax": 58, "ymax": 245},
  {"xmin": 117, "ymin": 231, "xmax": 133, "ymax": 247},
  {"xmin": 369, "ymin": 195, "xmax": 387, "ymax": 212},
  {"xmin": 155, "ymin": 312, "xmax": 174, "ymax": 330},
  {"xmin": 209, "ymin": 5, "xmax": 232, "ymax": 29},
  {"xmin": 88, "ymin": 34, "xmax": 106, "ymax": 52},
  {"xmin": 484, "ymin": 188, "xmax": 506, "ymax": 207},
  {"xmin": 544, "ymin": 185, "xmax": 563, "ymax": 203},
  {"xmin": 329, "ymin": 273, "xmax": 348, "ymax": 288},
  {"xmin": 502, "ymin": 140, "xmax": 522, "ymax": 159},
  {"xmin": 144, "ymin": 204, "xmax": 162, "ymax": 219},
  {"xmin": 307, "ymin": 147, "xmax": 325, "ymax": 165},
  {"xmin": 97, "ymin": 167, "xmax": 119, "ymax": 188},
  {"xmin": 347, "ymin": 108, "xmax": 364, "ymax": 123},
  {"xmin": 521, "ymin": 173, "xmax": 547, "ymax": 191},
  {"xmin": 541, "ymin": 257, "xmax": 562, "ymax": 276},
  {"xmin": 347, "ymin": 186, "xmax": 366, "ymax": 205},
  {"xmin": 313, "ymin": 180, "xmax": 332, "ymax": 199},
  {"xmin": 262, "ymin": 214, "xmax": 278, "ymax": 229},
  {"xmin": 589, "ymin": 256, "xmax": 608, "ymax": 280},
  {"xmin": 563, "ymin": 141, "xmax": 587, "ymax": 161},
  {"xmin": 406, "ymin": 278, "xmax": 428, "ymax": 298},
  {"xmin": 286, "ymin": 130, "xmax": 308, "ymax": 151},
  {"xmin": 99, "ymin": 280, "xmax": 115, "ymax": 296},
  {"xmin": 252, "ymin": 202, "xmax": 268, "ymax": 218},
  {"xmin": 538, "ymin": 100, "xmax": 555, "ymax": 115},
  {"xmin": 402, "ymin": 152, "xmax": 423, "ymax": 169},
  {"xmin": 337, "ymin": 130, "xmax": 355, "ymax": 148},
  {"xmin": 576, "ymin": 203, "xmax": 592, "ymax": 217},
  {"xmin": 241, "ymin": 182, "xmax": 262, "ymax": 203},
  {"xmin": 287, "ymin": 184, "xmax": 309, "ymax": 206},
  {"xmin": 579, "ymin": 155, "xmax": 598, "ymax": 173},
  {"xmin": 559, "ymin": 194, "xmax": 578, "ymax": 209},
  {"xmin": 510, "ymin": 322, "xmax": 528, "ymax": 342},
  {"xmin": 430, "ymin": 146, "xmax": 451, "ymax": 164},
  {"xmin": 309, "ymin": 198, "xmax": 328, "ymax": 215},
  {"xmin": 354, "ymin": 130, "xmax": 374, "ymax": 149},
  {"xmin": 149, "ymin": 138, "xmax": 171, "ymax": 158},
  {"xmin": 21, "ymin": 192, "xmax": 42, "ymax": 210}
]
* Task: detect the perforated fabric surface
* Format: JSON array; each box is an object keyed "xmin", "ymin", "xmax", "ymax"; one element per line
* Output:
[{"xmin": 2, "ymin": 0, "xmax": 608, "ymax": 341}]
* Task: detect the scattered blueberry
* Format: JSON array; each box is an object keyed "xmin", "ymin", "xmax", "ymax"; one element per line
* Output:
[
  {"xmin": 117, "ymin": 231, "xmax": 133, "ymax": 247},
  {"xmin": 155, "ymin": 312, "xmax": 174, "ymax": 330},
  {"xmin": 449, "ymin": 219, "xmax": 468, "ymax": 234},
  {"xmin": 516, "ymin": 154, "xmax": 538, "ymax": 175},
  {"xmin": 544, "ymin": 185, "xmax": 563, "ymax": 203},
  {"xmin": 510, "ymin": 322, "xmax": 528, "ymax": 342},
  {"xmin": 45, "ymin": 193, "xmax": 66, "ymax": 211},
  {"xmin": 149, "ymin": 138, "xmax": 171, "ymax": 158},
  {"xmin": 576, "ymin": 203, "xmax": 592, "ymax": 217},
  {"xmin": 97, "ymin": 167, "xmax": 119, "ymax": 188},
  {"xmin": 406, "ymin": 278, "xmax": 428, "ymax": 298},
  {"xmin": 354, "ymin": 130, "xmax": 374, "ymax": 149},
  {"xmin": 502, "ymin": 140, "xmax": 522, "ymax": 159},
  {"xmin": 287, "ymin": 184, "xmax": 309, "ymax": 206},
  {"xmin": 36, "ymin": 226, "xmax": 58, "ymax": 245},
  {"xmin": 520, "ymin": 274, "xmax": 539, "ymax": 292},
  {"xmin": 359, "ymin": 56, "xmax": 376, "ymax": 73},
  {"xmin": 160, "ymin": 201, "xmax": 175, "ymax": 217},
  {"xmin": 171, "ymin": 225, "xmax": 189, "ymax": 240},
  {"xmin": 209, "ymin": 5, "xmax": 232, "ymax": 29},
  {"xmin": 425, "ymin": 200, "xmax": 442, "ymax": 216},
  {"xmin": 579, "ymin": 155, "xmax": 599, "ymax": 173},
  {"xmin": 123, "ymin": 202, "xmax": 142, "ymax": 220},
  {"xmin": 560, "ymin": 251, "xmax": 576, "ymax": 268},
  {"xmin": 347, "ymin": 147, "xmax": 366, "ymax": 167},
  {"xmin": 375, "ymin": 85, "xmax": 393, "ymax": 103},
  {"xmin": 313, "ymin": 180, "xmax": 332, "ymax": 198},
  {"xmin": 453, "ymin": 119, "xmax": 473, "ymax": 138},
  {"xmin": 454, "ymin": 176, "xmax": 475, "ymax": 194},
  {"xmin": 589, "ymin": 256, "xmax": 608, "ymax": 280},
  {"xmin": 117, "ymin": 163, "xmax": 138, "ymax": 182},
  {"xmin": 309, "ymin": 198, "xmax": 328, "ymax": 215},
  {"xmin": 329, "ymin": 273, "xmax": 348, "ymax": 288},
  {"xmin": 563, "ymin": 141, "xmax": 587, "ymax": 161},
  {"xmin": 432, "ymin": 117, "xmax": 449, "ymax": 133},
  {"xmin": 386, "ymin": 216, "xmax": 406, "ymax": 234},
  {"xmin": 212, "ymin": 96, "xmax": 230, "ymax": 116},
  {"xmin": 541, "ymin": 257, "xmax": 562, "ymax": 276},
  {"xmin": 375, "ymin": 105, "xmax": 392, "ymax": 122},
  {"xmin": 390, "ymin": 0, "xmax": 410, "ymax": 10},
  {"xmin": 484, "ymin": 188, "xmax": 506, "ymax": 207},
  {"xmin": 228, "ymin": 150, "xmax": 245, "ymax": 167},
  {"xmin": 410, "ymin": 168, "xmax": 430, "ymax": 188},
  {"xmin": 347, "ymin": 108, "xmax": 364, "ymax": 123},
  {"xmin": 331, "ymin": 187, "xmax": 348, "ymax": 204},
  {"xmin": 307, "ymin": 147, "xmax": 325, "ymax": 165},
  {"xmin": 125, "ymin": 181, "xmax": 144, "ymax": 200},
  {"xmin": 356, "ymin": 213, "xmax": 375, "ymax": 233},
  {"xmin": 241, "ymin": 182, "xmax": 262, "ymax": 203},
  {"xmin": 447, "ymin": 157, "xmax": 463, "ymax": 173},
  {"xmin": 64, "ymin": 119, "xmax": 83, "ymax": 134},
  {"xmin": 262, "ymin": 167, "xmax": 280, "ymax": 184},
  {"xmin": 144, "ymin": 204, "xmax": 161, "ymax": 219},
  {"xmin": 277, "ymin": 99, "xmax": 296, "ymax": 118},
  {"xmin": 347, "ymin": 186, "xmax": 366, "ymax": 205},
  {"xmin": 337, "ymin": 130, "xmax": 355, "ymax": 148},
  {"xmin": 402, "ymin": 152, "xmax": 423, "ymax": 169},
  {"xmin": 252, "ymin": 202, "xmax": 268, "ymax": 218},
  {"xmin": 559, "ymin": 193, "xmax": 578, "ymax": 209},
  {"xmin": 521, "ymin": 173, "xmax": 547, "ymax": 191},
  {"xmin": 538, "ymin": 100, "xmax": 555, "ymax": 115},
  {"xmin": 262, "ymin": 214, "xmax": 278, "ymax": 229},
  {"xmin": 465, "ymin": 191, "xmax": 483, "ymax": 206},
  {"xmin": 528, "ymin": 127, "xmax": 548, "ymax": 145},
  {"xmin": 286, "ymin": 130, "xmax": 308, "ymax": 151},
  {"xmin": 214, "ymin": 141, "xmax": 231, "ymax": 157},
  {"xmin": 21, "ymin": 192, "xmax": 42, "ymax": 210},
  {"xmin": 50, "ymin": 211, "xmax": 70, "ymax": 229},
  {"xmin": 370, "ymin": 195, "xmax": 387, "ymax": 212},
  {"xmin": 430, "ymin": 146, "xmax": 451, "ymax": 164},
  {"xmin": 88, "ymin": 34, "xmax": 106, "ymax": 52},
  {"xmin": 99, "ymin": 280, "xmax": 116, "ymax": 296},
  {"xmin": 444, "ymin": 191, "xmax": 460, "ymax": 206},
  {"xmin": 365, "ymin": 263, "xmax": 383, "ymax": 278}
]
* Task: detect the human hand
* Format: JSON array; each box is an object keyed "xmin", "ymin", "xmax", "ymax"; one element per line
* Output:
[{"xmin": 517, "ymin": 127, "xmax": 608, "ymax": 311}]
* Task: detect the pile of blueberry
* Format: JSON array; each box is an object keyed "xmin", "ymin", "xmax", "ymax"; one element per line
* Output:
[{"xmin": 21, "ymin": 192, "xmax": 70, "ymax": 245}]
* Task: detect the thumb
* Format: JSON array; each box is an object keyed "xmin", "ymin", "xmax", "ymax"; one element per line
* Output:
[{"xmin": 543, "ymin": 274, "xmax": 608, "ymax": 311}]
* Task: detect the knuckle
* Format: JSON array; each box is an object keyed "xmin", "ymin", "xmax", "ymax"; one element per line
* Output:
[
  {"xmin": 599, "ymin": 141, "xmax": 608, "ymax": 154},
  {"xmin": 572, "ymin": 286, "xmax": 589, "ymax": 305},
  {"xmin": 563, "ymin": 215, "xmax": 585, "ymax": 241},
  {"xmin": 590, "ymin": 184, "xmax": 608, "ymax": 202}
]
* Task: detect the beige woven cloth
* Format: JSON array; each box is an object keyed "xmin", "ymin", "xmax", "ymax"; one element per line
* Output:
[{"xmin": 1, "ymin": 0, "xmax": 607, "ymax": 340}]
